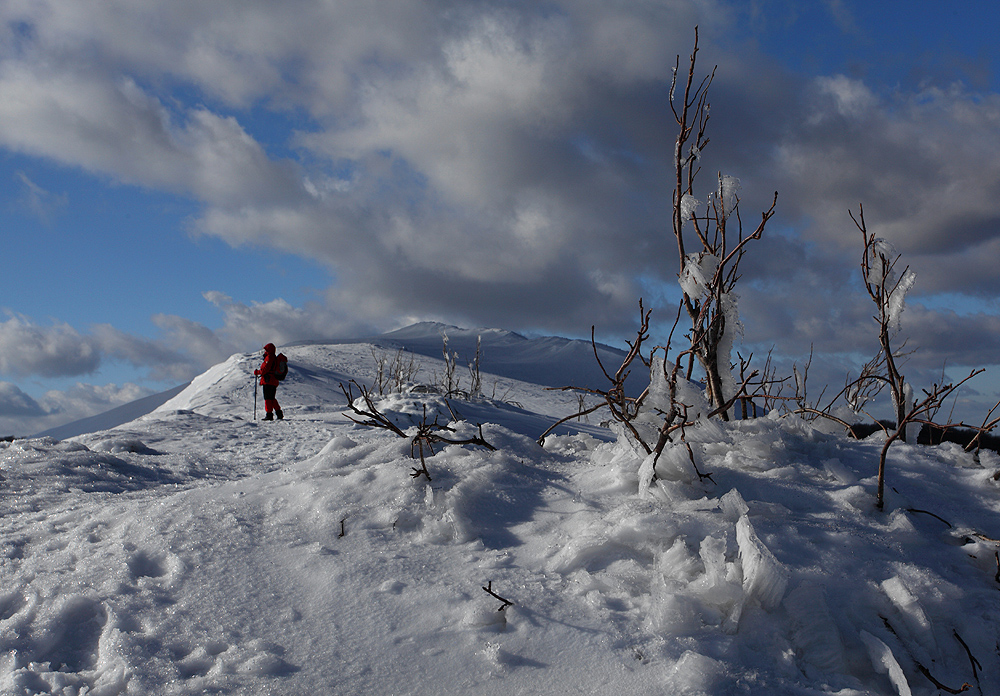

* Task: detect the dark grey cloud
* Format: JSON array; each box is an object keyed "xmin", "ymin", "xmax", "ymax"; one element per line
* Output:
[
  {"xmin": 898, "ymin": 304, "xmax": 1000, "ymax": 371},
  {"xmin": 0, "ymin": 382, "xmax": 45, "ymax": 417},
  {"xmin": 1, "ymin": 0, "xmax": 999, "ymax": 424},
  {"xmin": 766, "ymin": 77, "xmax": 1000, "ymax": 291}
]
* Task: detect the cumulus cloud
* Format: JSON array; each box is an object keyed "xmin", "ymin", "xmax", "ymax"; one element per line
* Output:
[
  {"xmin": 1, "ymin": 0, "xmax": 730, "ymax": 337},
  {"xmin": 0, "ymin": 65, "xmax": 303, "ymax": 207},
  {"xmin": 0, "ymin": 312, "xmax": 203, "ymax": 382},
  {"xmin": 38, "ymin": 382, "xmax": 153, "ymax": 415},
  {"xmin": 89, "ymin": 323, "xmax": 200, "ymax": 383},
  {"xmin": 0, "ymin": 380, "xmax": 155, "ymax": 437},
  {"xmin": 771, "ymin": 76, "xmax": 1000, "ymax": 295},
  {"xmin": 0, "ymin": 314, "xmax": 100, "ymax": 377},
  {"xmin": 202, "ymin": 291, "xmax": 374, "ymax": 348},
  {"xmin": 1, "ymin": 0, "xmax": 1000, "ymax": 430},
  {"xmin": 0, "ymin": 292, "xmax": 371, "ymax": 387},
  {"xmin": 0, "ymin": 312, "xmax": 219, "ymax": 384},
  {"xmin": 0, "ymin": 382, "xmax": 45, "ymax": 417}
]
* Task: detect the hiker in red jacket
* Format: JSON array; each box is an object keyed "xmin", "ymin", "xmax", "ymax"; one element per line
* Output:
[{"xmin": 254, "ymin": 343, "xmax": 284, "ymax": 420}]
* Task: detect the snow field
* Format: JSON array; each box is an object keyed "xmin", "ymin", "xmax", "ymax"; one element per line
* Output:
[{"xmin": 2, "ymin": 337, "xmax": 1000, "ymax": 694}]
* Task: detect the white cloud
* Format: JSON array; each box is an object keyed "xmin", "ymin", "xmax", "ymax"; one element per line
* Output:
[
  {"xmin": 0, "ymin": 293, "xmax": 373, "ymax": 389},
  {"xmin": 39, "ymin": 381, "xmax": 152, "ymax": 415},
  {"xmin": 0, "ymin": 63, "xmax": 304, "ymax": 208},
  {"xmin": 89, "ymin": 323, "xmax": 200, "ymax": 383},
  {"xmin": 0, "ymin": 380, "xmax": 155, "ymax": 437},
  {"xmin": 813, "ymin": 75, "xmax": 876, "ymax": 118},
  {"xmin": 0, "ymin": 65, "xmax": 181, "ymax": 186},
  {"xmin": 202, "ymin": 291, "xmax": 372, "ymax": 349},
  {"xmin": 0, "ymin": 314, "xmax": 100, "ymax": 377},
  {"xmin": 2, "ymin": 0, "xmax": 1000, "ymax": 417}
]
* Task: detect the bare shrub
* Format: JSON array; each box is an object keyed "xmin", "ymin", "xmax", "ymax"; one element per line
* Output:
[
  {"xmin": 538, "ymin": 301, "xmax": 653, "ymax": 448},
  {"xmin": 371, "ymin": 346, "xmax": 420, "ymax": 395},
  {"xmin": 794, "ymin": 205, "xmax": 989, "ymax": 509},
  {"xmin": 670, "ymin": 28, "xmax": 777, "ymax": 418},
  {"xmin": 339, "ymin": 380, "xmax": 495, "ymax": 481}
]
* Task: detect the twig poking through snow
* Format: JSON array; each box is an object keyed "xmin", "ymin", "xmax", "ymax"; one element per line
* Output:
[
  {"xmin": 339, "ymin": 380, "xmax": 495, "ymax": 482},
  {"xmin": 905, "ymin": 508, "xmax": 952, "ymax": 527},
  {"xmin": 952, "ymin": 631, "xmax": 982, "ymax": 692},
  {"xmin": 881, "ymin": 616, "xmax": 973, "ymax": 694},
  {"xmin": 482, "ymin": 581, "xmax": 514, "ymax": 612}
]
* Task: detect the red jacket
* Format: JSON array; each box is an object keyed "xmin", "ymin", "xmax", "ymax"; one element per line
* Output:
[{"xmin": 256, "ymin": 344, "xmax": 280, "ymax": 386}]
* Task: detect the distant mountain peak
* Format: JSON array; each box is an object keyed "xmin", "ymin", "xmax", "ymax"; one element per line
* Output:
[{"xmin": 382, "ymin": 322, "xmax": 526, "ymax": 342}]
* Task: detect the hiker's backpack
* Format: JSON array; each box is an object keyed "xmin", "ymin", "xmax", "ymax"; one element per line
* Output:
[{"xmin": 275, "ymin": 353, "xmax": 288, "ymax": 381}]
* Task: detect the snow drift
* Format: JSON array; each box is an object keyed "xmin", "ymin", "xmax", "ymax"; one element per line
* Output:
[{"xmin": 2, "ymin": 327, "xmax": 999, "ymax": 694}]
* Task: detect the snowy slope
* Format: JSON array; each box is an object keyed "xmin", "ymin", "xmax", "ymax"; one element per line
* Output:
[
  {"xmin": 369, "ymin": 322, "xmax": 643, "ymax": 393},
  {"xmin": 3, "ymin": 337, "xmax": 1000, "ymax": 695},
  {"xmin": 36, "ymin": 322, "xmax": 636, "ymax": 442}
]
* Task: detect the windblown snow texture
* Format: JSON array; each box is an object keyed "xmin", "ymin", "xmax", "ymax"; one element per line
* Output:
[{"xmin": 2, "ymin": 326, "xmax": 999, "ymax": 694}]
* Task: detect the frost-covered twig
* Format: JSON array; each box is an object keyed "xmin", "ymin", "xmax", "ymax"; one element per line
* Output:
[
  {"xmin": 852, "ymin": 205, "xmax": 915, "ymax": 441},
  {"xmin": 441, "ymin": 332, "xmax": 462, "ymax": 398},
  {"xmin": 466, "ymin": 335, "xmax": 483, "ymax": 399},
  {"xmin": 669, "ymin": 30, "xmax": 776, "ymax": 417},
  {"xmin": 370, "ymin": 346, "xmax": 419, "ymax": 395}
]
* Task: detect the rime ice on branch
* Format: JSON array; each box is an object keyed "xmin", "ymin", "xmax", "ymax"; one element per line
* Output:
[{"xmin": 669, "ymin": 28, "xmax": 777, "ymax": 419}]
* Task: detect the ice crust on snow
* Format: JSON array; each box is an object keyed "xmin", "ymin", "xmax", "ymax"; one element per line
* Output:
[
  {"xmin": 719, "ymin": 488, "xmax": 750, "ymax": 522},
  {"xmin": 881, "ymin": 575, "xmax": 937, "ymax": 662},
  {"xmin": 735, "ymin": 515, "xmax": 789, "ymax": 611},
  {"xmin": 783, "ymin": 582, "xmax": 846, "ymax": 674},
  {"xmin": 2, "ymin": 330, "xmax": 1000, "ymax": 694},
  {"xmin": 861, "ymin": 630, "xmax": 913, "ymax": 696}
]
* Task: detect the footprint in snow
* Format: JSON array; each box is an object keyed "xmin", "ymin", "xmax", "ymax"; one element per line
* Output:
[
  {"xmin": 127, "ymin": 549, "xmax": 168, "ymax": 579},
  {"xmin": 37, "ymin": 595, "xmax": 107, "ymax": 673}
]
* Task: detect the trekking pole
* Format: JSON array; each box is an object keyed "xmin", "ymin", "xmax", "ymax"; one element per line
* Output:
[{"xmin": 253, "ymin": 373, "xmax": 258, "ymax": 420}]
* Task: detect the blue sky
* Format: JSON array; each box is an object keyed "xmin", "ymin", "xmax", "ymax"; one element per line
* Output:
[
  {"xmin": 2, "ymin": 0, "xmax": 1000, "ymax": 435},
  {"xmin": 744, "ymin": 2, "xmax": 999, "ymax": 92}
]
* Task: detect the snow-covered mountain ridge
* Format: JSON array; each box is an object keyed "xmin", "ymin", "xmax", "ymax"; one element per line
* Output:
[
  {"xmin": 36, "ymin": 322, "xmax": 636, "ymax": 440},
  {"xmin": 3, "ymin": 329, "xmax": 1000, "ymax": 694},
  {"xmin": 293, "ymin": 321, "xmax": 641, "ymax": 393}
]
